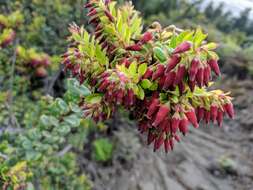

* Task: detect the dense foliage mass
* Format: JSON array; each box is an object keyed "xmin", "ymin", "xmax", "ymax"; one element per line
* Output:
[
  {"xmin": 63, "ymin": 0, "xmax": 234, "ymax": 152},
  {"xmin": 1, "ymin": 0, "xmax": 250, "ymax": 189},
  {"xmin": 0, "ymin": 1, "xmax": 93, "ymax": 189}
]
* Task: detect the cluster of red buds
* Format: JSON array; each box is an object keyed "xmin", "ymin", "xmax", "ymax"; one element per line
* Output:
[
  {"xmin": 97, "ymin": 70, "xmax": 136, "ymax": 108},
  {"xmin": 136, "ymin": 92, "xmax": 234, "ymax": 152},
  {"xmin": 125, "ymin": 32, "xmax": 153, "ymax": 51},
  {"xmin": 62, "ymin": 48, "xmax": 89, "ymax": 84},
  {"xmin": 0, "ymin": 29, "xmax": 16, "ymax": 48},
  {"xmin": 63, "ymin": 0, "xmax": 235, "ymax": 152},
  {"xmin": 16, "ymin": 46, "xmax": 51, "ymax": 78},
  {"xmin": 144, "ymin": 41, "xmax": 222, "ymax": 95},
  {"xmin": 0, "ymin": 11, "xmax": 23, "ymax": 48},
  {"xmin": 84, "ymin": 0, "xmax": 117, "ymax": 54},
  {"xmin": 81, "ymin": 101, "xmax": 109, "ymax": 123}
]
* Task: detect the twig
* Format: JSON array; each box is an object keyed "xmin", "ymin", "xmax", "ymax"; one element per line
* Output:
[
  {"xmin": 0, "ymin": 153, "xmax": 8, "ymax": 160},
  {"xmin": 56, "ymin": 144, "xmax": 72, "ymax": 157},
  {"xmin": 46, "ymin": 64, "xmax": 64, "ymax": 96},
  {"xmin": 7, "ymin": 39, "xmax": 20, "ymax": 128}
]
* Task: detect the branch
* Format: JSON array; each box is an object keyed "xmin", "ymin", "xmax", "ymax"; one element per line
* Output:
[
  {"xmin": 56, "ymin": 145, "xmax": 72, "ymax": 157},
  {"xmin": 46, "ymin": 64, "xmax": 64, "ymax": 96},
  {"xmin": 0, "ymin": 153, "xmax": 8, "ymax": 160},
  {"xmin": 7, "ymin": 39, "xmax": 20, "ymax": 128}
]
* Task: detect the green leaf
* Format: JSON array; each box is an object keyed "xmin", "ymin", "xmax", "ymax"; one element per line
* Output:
[
  {"xmin": 129, "ymin": 62, "xmax": 137, "ymax": 76},
  {"xmin": 202, "ymin": 42, "xmax": 218, "ymax": 50},
  {"xmin": 85, "ymin": 94, "xmax": 102, "ymax": 104},
  {"xmin": 208, "ymin": 51, "xmax": 219, "ymax": 60},
  {"xmin": 25, "ymin": 150, "xmax": 41, "ymax": 161},
  {"xmin": 171, "ymin": 96, "xmax": 179, "ymax": 103},
  {"xmin": 176, "ymin": 30, "xmax": 191, "ymax": 44},
  {"xmin": 22, "ymin": 139, "xmax": 32, "ymax": 150},
  {"xmin": 137, "ymin": 85, "xmax": 145, "ymax": 100},
  {"xmin": 149, "ymin": 82, "xmax": 158, "ymax": 91},
  {"xmin": 92, "ymin": 138, "xmax": 113, "ymax": 162},
  {"xmin": 67, "ymin": 78, "xmax": 90, "ymax": 97},
  {"xmin": 183, "ymin": 31, "xmax": 194, "ymax": 41},
  {"xmin": 132, "ymin": 84, "xmax": 139, "ymax": 96},
  {"xmin": 64, "ymin": 114, "xmax": 81, "ymax": 128},
  {"xmin": 138, "ymin": 63, "xmax": 147, "ymax": 76},
  {"xmin": 140, "ymin": 79, "xmax": 152, "ymax": 89},
  {"xmin": 194, "ymin": 27, "xmax": 208, "ymax": 48},
  {"xmin": 40, "ymin": 115, "xmax": 59, "ymax": 127},
  {"xmin": 55, "ymin": 125, "xmax": 71, "ymax": 135},
  {"xmin": 169, "ymin": 35, "xmax": 177, "ymax": 48},
  {"xmin": 154, "ymin": 47, "xmax": 167, "ymax": 63},
  {"xmin": 55, "ymin": 98, "xmax": 69, "ymax": 114}
]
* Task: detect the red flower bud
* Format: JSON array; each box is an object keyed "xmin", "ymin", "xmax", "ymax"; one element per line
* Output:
[
  {"xmin": 189, "ymin": 58, "xmax": 200, "ymax": 81},
  {"xmin": 185, "ymin": 109, "xmax": 199, "ymax": 128},
  {"xmin": 125, "ymin": 44, "xmax": 142, "ymax": 51},
  {"xmin": 171, "ymin": 113, "xmax": 180, "ymax": 133},
  {"xmin": 174, "ymin": 65, "xmax": 186, "ymax": 85},
  {"xmin": 152, "ymin": 64, "xmax": 165, "ymax": 81},
  {"xmin": 178, "ymin": 81, "xmax": 185, "ymax": 95},
  {"xmin": 95, "ymin": 30, "xmax": 103, "ymax": 39},
  {"xmin": 163, "ymin": 71, "xmax": 176, "ymax": 90},
  {"xmin": 189, "ymin": 80, "xmax": 196, "ymax": 92},
  {"xmin": 210, "ymin": 105, "xmax": 218, "ymax": 122},
  {"xmin": 164, "ymin": 139, "xmax": 171, "ymax": 153},
  {"xmin": 100, "ymin": 72, "xmax": 110, "ymax": 79},
  {"xmin": 143, "ymin": 67, "xmax": 153, "ymax": 79},
  {"xmin": 72, "ymin": 64, "xmax": 80, "ymax": 76},
  {"xmin": 204, "ymin": 110, "xmax": 210, "ymax": 124},
  {"xmin": 140, "ymin": 32, "xmax": 153, "ymax": 44},
  {"xmin": 196, "ymin": 67, "xmax": 204, "ymax": 87},
  {"xmin": 104, "ymin": 10, "xmax": 114, "ymax": 22},
  {"xmin": 160, "ymin": 118, "xmax": 170, "ymax": 132},
  {"xmin": 169, "ymin": 138, "xmax": 174, "ymax": 150},
  {"xmin": 174, "ymin": 134, "xmax": 180, "ymax": 142},
  {"xmin": 165, "ymin": 54, "xmax": 181, "ymax": 73},
  {"xmin": 173, "ymin": 41, "xmax": 192, "ymax": 54},
  {"xmin": 152, "ymin": 105, "xmax": 170, "ymax": 127},
  {"xmin": 179, "ymin": 117, "xmax": 189, "ymax": 135},
  {"xmin": 203, "ymin": 66, "xmax": 211, "ymax": 86},
  {"xmin": 223, "ymin": 103, "xmax": 234, "ymax": 119},
  {"xmin": 208, "ymin": 59, "xmax": 220, "ymax": 76},
  {"xmin": 116, "ymin": 89, "xmax": 124, "ymax": 105},
  {"xmin": 98, "ymin": 79, "xmax": 110, "ymax": 92},
  {"xmin": 154, "ymin": 133, "xmax": 164, "ymax": 151},
  {"xmin": 101, "ymin": 41, "xmax": 109, "ymax": 50},
  {"xmin": 121, "ymin": 58, "xmax": 131, "ymax": 68},
  {"xmin": 88, "ymin": 17, "xmax": 99, "ymax": 25},
  {"xmin": 84, "ymin": 2, "xmax": 93, "ymax": 8},
  {"xmin": 95, "ymin": 23, "xmax": 103, "ymax": 30},
  {"xmin": 138, "ymin": 121, "xmax": 149, "ymax": 133},
  {"xmin": 87, "ymin": 8, "xmax": 97, "ymax": 17},
  {"xmin": 147, "ymin": 130, "xmax": 156, "ymax": 145},
  {"xmin": 217, "ymin": 110, "xmax": 223, "ymax": 127},
  {"xmin": 147, "ymin": 98, "xmax": 160, "ymax": 119},
  {"xmin": 158, "ymin": 75, "xmax": 166, "ymax": 88},
  {"xmin": 197, "ymin": 107, "xmax": 205, "ymax": 122},
  {"xmin": 127, "ymin": 89, "xmax": 135, "ymax": 106}
]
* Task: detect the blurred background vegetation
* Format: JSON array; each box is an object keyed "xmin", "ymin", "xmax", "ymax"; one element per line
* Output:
[{"xmin": 0, "ymin": 0, "xmax": 252, "ymax": 189}]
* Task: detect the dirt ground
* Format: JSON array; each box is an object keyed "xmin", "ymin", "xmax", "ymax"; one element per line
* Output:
[{"xmin": 82, "ymin": 78, "xmax": 253, "ymax": 190}]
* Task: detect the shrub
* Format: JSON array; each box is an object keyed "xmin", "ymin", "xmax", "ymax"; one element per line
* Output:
[{"xmin": 62, "ymin": 0, "xmax": 234, "ymax": 152}]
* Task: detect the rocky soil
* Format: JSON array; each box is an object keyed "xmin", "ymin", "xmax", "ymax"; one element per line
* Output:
[{"xmin": 82, "ymin": 78, "xmax": 253, "ymax": 190}]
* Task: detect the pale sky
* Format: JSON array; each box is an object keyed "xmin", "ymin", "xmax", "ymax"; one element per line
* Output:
[{"xmin": 192, "ymin": 0, "xmax": 253, "ymax": 19}]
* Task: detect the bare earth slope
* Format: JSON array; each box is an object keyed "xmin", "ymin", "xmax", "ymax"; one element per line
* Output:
[{"xmin": 83, "ymin": 78, "xmax": 253, "ymax": 190}]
